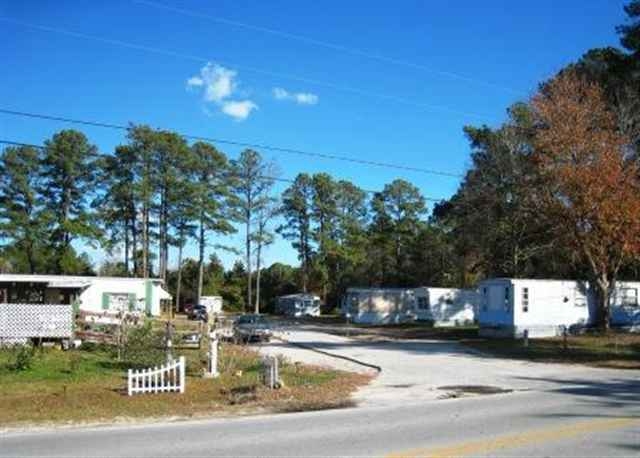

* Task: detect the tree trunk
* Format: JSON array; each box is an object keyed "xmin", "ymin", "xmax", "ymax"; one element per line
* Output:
[
  {"xmin": 197, "ymin": 217, "xmax": 205, "ymax": 307},
  {"xmin": 159, "ymin": 185, "xmax": 169, "ymax": 283},
  {"xmin": 595, "ymin": 277, "xmax": 612, "ymax": 330},
  {"xmin": 299, "ymin": 227, "xmax": 308, "ymax": 293},
  {"xmin": 246, "ymin": 215, "xmax": 252, "ymax": 312},
  {"xmin": 255, "ymin": 241, "xmax": 262, "ymax": 314},
  {"xmin": 130, "ymin": 207, "xmax": 138, "ymax": 277},
  {"xmin": 142, "ymin": 202, "xmax": 149, "ymax": 279},
  {"xmin": 27, "ymin": 239, "xmax": 36, "ymax": 274},
  {"xmin": 176, "ymin": 240, "xmax": 184, "ymax": 314},
  {"xmin": 124, "ymin": 224, "xmax": 130, "ymax": 276}
]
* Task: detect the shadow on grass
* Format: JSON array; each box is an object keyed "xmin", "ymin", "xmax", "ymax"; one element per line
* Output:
[{"xmin": 465, "ymin": 338, "xmax": 640, "ymax": 369}]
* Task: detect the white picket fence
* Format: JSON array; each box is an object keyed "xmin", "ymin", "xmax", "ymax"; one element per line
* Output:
[{"xmin": 127, "ymin": 356, "xmax": 185, "ymax": 396}]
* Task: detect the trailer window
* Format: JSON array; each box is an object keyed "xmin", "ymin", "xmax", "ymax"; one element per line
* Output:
[
  {"xmin": 417, "ymin": 296, "xmax": 430, "ymax": 310},
  {"xmin": 504, "ymin": 286, "xmax": 510, "ymax": 311},
  {"xmin": 574, "ymin": 289, "xmax": 587, "ymax": 307},
  {"xmin": 620, "ymin": 288, "xmax": 638, "ymax": 307},
  {"xmin": 481, "ymin": 287, "xmax": 488, "ymax": 312},
  {"xmin": 522, "ymin": 287, "xmax": 529, "ymax": 312}
]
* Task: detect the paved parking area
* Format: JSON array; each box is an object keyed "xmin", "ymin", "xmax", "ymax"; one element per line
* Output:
[{"xmin": 259, "ymin": 326, "xmax": 639, "ymax": 407}]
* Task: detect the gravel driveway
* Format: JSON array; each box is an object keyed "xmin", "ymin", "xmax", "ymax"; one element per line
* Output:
[{"xmin": 258, "ymin": 325, "xmax": 638, "ymax": 407}]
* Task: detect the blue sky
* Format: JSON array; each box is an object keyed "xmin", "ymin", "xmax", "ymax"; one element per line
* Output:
[{"xmin": 0, "ymin": 0, "xmax": 629, "ymax": 271}]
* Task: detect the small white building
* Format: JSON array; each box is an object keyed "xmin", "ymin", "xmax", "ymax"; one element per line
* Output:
[
  {"xmin": 0, "ymin": 274, "xmax": 171, "ymax": 316},
  {"xmin": 341, "ymin": 288, "xmax": 417, "ymax": 324},
  {"xmin": 478, "ymin": 278, "xmax": 640, "ymax": 338},
  {"xmin": 276, "ymin": 293, "xmax": 321, "ymax": 317},
  {"xmin": 414, "ymin": 287, "xmax": 479, "ymax": 326},
  {"xmin": 199, "ymin": 295, "xmax": 223, "ymax": 314}
]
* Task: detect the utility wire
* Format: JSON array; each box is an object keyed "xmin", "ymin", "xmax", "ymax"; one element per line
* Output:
[
  {"xmin": 0, "ymin": 16, "xmax": 495, "ymax": 121},
  {"xmin": 0, "ymin": 108, "xmax": 464, "ymax": 178},
  {"xmin": 133, "ymin": 0, "xmax": 526, "ymax": 96},
  {"xmin": 0, "ymin": 140, "xmax": 448, "ymax": 202}
]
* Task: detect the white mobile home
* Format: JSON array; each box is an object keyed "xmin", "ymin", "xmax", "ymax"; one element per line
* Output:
[
  {"xmin": 478, "ymin": 278, "xmax": 640, "ymax": 338},
  {"xmin": 276, "ymin": 294, "xmax": 321, "ymax": 317},
  {"xmin": 341, "ymin": 288, "xmax": 417, "ymax": 324},
  {"xmin": 0, "ymin": 274, "xmax": 171, "ymax": 316},
  {"xmin": 199, "ymin": 296, "xmax": 223, "ymax": 314},
  {"xmin": 414, "ymin": 287, "xmax": 479, "ymax": 326}
]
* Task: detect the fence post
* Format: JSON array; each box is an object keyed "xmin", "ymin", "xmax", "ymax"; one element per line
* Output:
[
  {"xmin": 179, "ymin": 356, "xmax": 185, "ymax": 394},
  {"xmin": 204, "ymin": 332, "xmax": 219, "ymax": 378},
  {"xmin": 262, "ymin": 355, "xmax": 280, "ymax": 389},
  {"xmin": 523, "ymin": 329, "xmax": 529, "ymax": 348},
  {"xmin": 127, "ymin": 368, "xmax": 132, "ymax": 396}
]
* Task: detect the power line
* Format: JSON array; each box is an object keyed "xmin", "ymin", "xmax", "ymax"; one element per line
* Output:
[
  {"xmin": 0, "ymin": 140, "xmax": 448, "ymax": 202},
  {"xmin": 0, "ymin": 16, "xmax": 495, "ymax": 121},
  {"xmin": 0, "ymin": 108, "xmax": 464, "ymax": 178},
  {"xmin": 133, "ymin": 0, "xmax": 526, "ymax": 96}
]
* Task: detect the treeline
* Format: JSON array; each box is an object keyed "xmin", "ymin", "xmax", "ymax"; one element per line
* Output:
[
  {"xmin": 2, "ymin": 3, "xmax": 640, "ymax": 325},
  {"xmin": 0, "ymin": 125, "xmax": 452, "ymax": 310}
]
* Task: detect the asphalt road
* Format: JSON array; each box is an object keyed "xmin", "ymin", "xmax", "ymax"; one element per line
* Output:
[
  {"xmin": 2, "ymin": 382, "xmax": 639, "ymax": 457},
  {"xmin": 2, "ymin": 328, "xmax": 639, "ymax": 457}
]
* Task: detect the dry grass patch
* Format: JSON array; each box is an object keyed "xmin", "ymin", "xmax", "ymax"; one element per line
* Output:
[
  {"xmin": 0, "ymin": 344, "xmax": 369, "ymax": 428},
  {"xmin": 464, "ymin": 331, "xmax": 640, "ymax": 369}
]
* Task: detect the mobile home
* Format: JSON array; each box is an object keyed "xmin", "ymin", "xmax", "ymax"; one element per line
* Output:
[
  {"xmin": 341, "ymin": 288, "xmax": 417, "ymax": 324},
  {"xmin": 276, "ymin": 294, "xmax": 321, "ymax": 317},
  {"xmin": 414, "ymin": 287, "xmax": 479, "ymax": 326},
  {"xmin": 478, "ymin": 278, "xmax": 640, "ymax": 338},
  {"xmin": 199, "ymin": 296, "xmax": 223, "ymax": 314},
  {"xmin": 0, "ymin": 274, "xmax": 171, "ymax": 317}
]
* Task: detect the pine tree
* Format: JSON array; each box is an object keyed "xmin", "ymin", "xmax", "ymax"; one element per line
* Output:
[
  {"xmin": 0, "ymin": 145, "xmax": 49, "ymax": 273},
  {"xmin": 278, "ymin": 173, "xmax": 314, "ymax": 292},
  {"xmin": 41, "ymin": 130, "xmax": 100, "ymax": 273},
  {"xmin": 191, "ymin": 142, "xmax": 235, "ymax": 306},
  {"xmin": 230, "ymin": 149, "xmax": 276, "ymax": 311}
]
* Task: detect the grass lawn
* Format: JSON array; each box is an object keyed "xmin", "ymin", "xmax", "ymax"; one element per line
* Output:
[
  {"xmin": 0, "ymin": 344, "xmax": 369, "ymax": 427},
  {"xmin": 463, "ymin": 331, "xmax": 640, "ymax": 369}
]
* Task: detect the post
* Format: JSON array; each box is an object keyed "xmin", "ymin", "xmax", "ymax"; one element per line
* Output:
[
  {"xmin": 204, "ymin": 332, "xmax": 219, "ymax": 378},
  {"xmin": 127, "ymin": 368, "xmax": 132, "ymax": 396},
  {"xmin": 179, "ymin": 356, "xmax": 186, "ymax": 394},
  {"xmin": 523, "ymin": 329, "xmax": 529, "ymax": 348},
  {"xmin": 165, "ymin": 320, "xmax": 174, "ymax": 364},
  {"xmin": 562, "ymin": 326, "xmax": 568, "ymax": 351},
  {"xmin": 262, "ymin": 355, "xmax": 280, "ymax": 389},
  {"xmin": 346, "ymin": 312, "xmax": 351, "ymax": 338}
]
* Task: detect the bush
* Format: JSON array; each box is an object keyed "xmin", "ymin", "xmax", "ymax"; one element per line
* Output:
[
  {"xmin": 122, "ymin": 322, "xmax": 165, "ymax": 368},
  {"xmin": 78, "ymin": 341, "xmax": 111, "ymax": 353},
  {"xmin": 9, "ymin": 345, "xmax": 35, "ymax": 371},
  {"xmin": 67, "ymin": 351, "xmax": 82, "ymax": 374}
]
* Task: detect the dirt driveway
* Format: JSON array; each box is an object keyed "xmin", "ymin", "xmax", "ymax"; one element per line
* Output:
[{"xmin": 259, "ymin": 325, "xmax": 638, "ymax": 407}]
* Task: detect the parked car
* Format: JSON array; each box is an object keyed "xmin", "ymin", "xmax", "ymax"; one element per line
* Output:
[
  {"xmin": 188, "ymin": 305, "xmax": 208, "ymax": 321},
  {"xmin": 233, "ymin": 314, "xmax": 273, "ymax": 343},
  {"xmin": 182, "ymin": 303, "xmax": 195, "ymax": 314}
]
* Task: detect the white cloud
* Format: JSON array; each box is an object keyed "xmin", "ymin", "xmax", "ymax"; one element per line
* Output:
[
  {"xmin": 273, "ymin": 87, "xmax": 289, "ymax": 100},
  {"xmin": 187, "ymin": 62, "xmax": 257, "ymax": 120},
  {"xmin": 294, "ymin": 92, "xmax": 318, "ymax": 105},
  {"xmin": 272, "ymin": 87, "xmax": 319, "ymax": 105},
  {"xmin": 221, "ymin": 100, "xmax": 258, "ymax": 121},
  {"xmin": 186, "ymin": 76, "xmax": 203, "ymax": 87}
]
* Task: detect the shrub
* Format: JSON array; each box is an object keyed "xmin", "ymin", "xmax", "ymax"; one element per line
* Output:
[
  {"xmin": 11, "ymin": 345, "xmax": 35, "ymax": 371},
  {"xmin": 67, "ymin": 351, "xmax": 82, "ymax": 374},
  {"xmin": 122, "ymin": 322, "xmax": 165, "ymax": 368}
]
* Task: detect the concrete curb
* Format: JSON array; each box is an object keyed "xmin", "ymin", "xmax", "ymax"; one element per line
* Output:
[{"xmin": 273, "ymin": 336, "xmax": 382, "ymax": 373}]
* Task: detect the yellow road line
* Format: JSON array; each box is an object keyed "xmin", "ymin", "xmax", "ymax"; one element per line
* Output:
[{"xmin": 386, "ymin": 417, "xmax": 638, "ymax": 458}]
